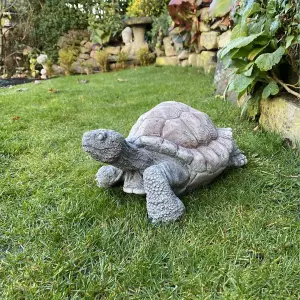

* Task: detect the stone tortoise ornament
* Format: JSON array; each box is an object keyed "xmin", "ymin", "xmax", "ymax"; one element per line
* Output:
[{"xmin": 82, "ymin": 101, "xmax": 247, "ymax": 223}]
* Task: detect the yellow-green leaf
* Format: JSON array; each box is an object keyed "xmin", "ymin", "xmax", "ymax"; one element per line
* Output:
[
  {"xmin": 209, "ymin": 0, "xmax": 236, "ymax": 18},
  {"xmin": 262, "ymin": 81, "xmax": 279, "ymax": 99},
  {"xmin": 255, "ymin": 47, "xmax": 285, "ymax": 71},
  {"xmin": 248, "ymin": 45, "xmax": 268, "ymax": 61}
]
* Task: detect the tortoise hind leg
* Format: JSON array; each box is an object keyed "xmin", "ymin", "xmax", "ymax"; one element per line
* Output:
[
  {"xmin": 143, "ymin": 163, "xmax": 188, "ymax": 223},
  {"xmin": 229, "ymin": 141, "xmax": 247, "ymax": 167}
]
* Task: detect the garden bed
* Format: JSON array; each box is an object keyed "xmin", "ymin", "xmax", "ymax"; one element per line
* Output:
[{"xmin": 0, "ymin": 78, "xmax": 35, "ymax": 88}]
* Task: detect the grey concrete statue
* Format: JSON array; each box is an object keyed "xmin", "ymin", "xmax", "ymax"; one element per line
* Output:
[{"xmin": 82, "ymin": 101, "xmax": 247, "ymax": 223}]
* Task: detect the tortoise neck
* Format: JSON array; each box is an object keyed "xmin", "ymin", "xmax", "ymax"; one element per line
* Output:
[{"xmin": 113, "ymin": 141, "xmax": 153, "ymax": 171}]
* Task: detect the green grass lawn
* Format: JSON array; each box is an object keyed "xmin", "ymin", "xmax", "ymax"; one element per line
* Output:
[{"xmin": 0, "ymin": 66, "xmax": 299, "ymax": 299}]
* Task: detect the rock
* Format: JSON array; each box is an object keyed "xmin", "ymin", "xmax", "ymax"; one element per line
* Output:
[
  {"xmin": 181, "ymin": 59, "xmax": 189, "ymax": 67},
  {"xmin": 80, "ymin": 46, "xmax": 90, "ymax": 54},
  {"xmin": 84, "ymin": 42, "xmax": 93, "ymax": 50},
  {"xmin": 214, "ymin": 55, "xmax": 238, "ymax": 103},
  {"xmin": 200, "ymin": 31, "xmax": 220, "ymax": 50},
  {"xmin": 218, "ymin": 31, "xmax": 231, "ymax": 48},
  {"xmin": 188, "ymin": 53, "xmax": 199, "ymax": 67},
  {"xmin": 108, "ymin": 55, "xmax": 117, "ymax": 63},
  {"xmin": 219, "ymin": 25, "xmax": 228, "ymax": 31},
  {"xmin": 211, "ymin": 20, "xmax": 221, "ymax": 30},
  {"xmin": 71, "ymin": 61, "xmax": 85, "ymax": 74},
  {"xmin": 197, "ymin": 51, "xmax": 217, "ymax": 73},
  {"xmin": 156, "ymin": 56, "xmax": 179, "ymax": 66},
  {"xmin": 80, "ymin": 40, "xmax": 87, "ymax": 46},
  {"xmin": 260, "ymin": 95, "xmax": 300, "ymax": 145},
  {"xmin": 173, "ymin": 41, "xmax": 183, "ymax": 52},
  {"xmin": 122, "ymin": 27, "xmax": 133, "ymax": 45},
  {"xmin": 200, "ymin": 8, "xmax": 210, "ymax": 22},
  {"xmin": 104, "ymin": 46, "xmax": 121, "ymax": 55},
  {"xmin": 79, "ymin": 53, "xmax": 90, "ymax": 60},
  {"xmin": 178, "ymin": 50, "xmax": 189, "ymax": 60},
  {"xmin": 52, "ymin": 64, "xmax": 64, "ymax": 75},
  {"xmin": 84, "ymin": 58, "xmax": 98, "ymax": 68},
  {"xmin": 163, "ymin": 37, "xmax": 176, "ymax": 57},
  {"xmin": 155, "ymin": 47, "xmax": 165, "ymax": 57},
  {"xmin": 199, "ymin": 21, "xmax": 210, "ymax": 32},
  {"xmin": 90, "ymin": 50, "xmax": 97, "ymax": 59}
]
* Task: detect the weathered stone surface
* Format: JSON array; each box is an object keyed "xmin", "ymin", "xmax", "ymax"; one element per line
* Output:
[
  {"xmin": 218, "ymin": 31, "xmax": 231, "ymax": 48},
  {"xmin": 188, "ymin": 53, "xmax": 199, "ymax": 67},
  {"xmin": 200, "ymin": 31, "xmax": 220, "ymax": 50},
  {"xmin": 155, "ymin": 47, "xmax": 165, "ymax": 57},
  {"xmin": 214, "ymin": 55, "xmax": 237, "ymax": 103},
  {"xmin": 122, "ymin": 27, "xmax": 133, "ymax": 45},
  {"xmin": 156, "ymin": 56, "xmax": 179, "ymax": 66},
  {"xmin": 178, "ymin": 50, "xmax": 189, "ymax": 60},
  {"xmin": 108, "ymin": 55, "xmax": 117, "ymax": 63},
  {"xmin": 163, "ymin": 37, "xmax": 176, "ymax": 57},
  {"xmin": 200, "ymin": 21, "xmax": 210, "ymax": 32},
  {"xmin": 79, "ymin": 53, "xmax": 90, "ymax": 60},
  {"xmin": 82, "ymin": 101, "xmax": 247, "ymax": 223},
  {"xmin": 85, "ymin": 58, "xmax": 98, "ymax": 68},
  {"xmin": 104, "ymin": 46, "xmax": 121, "ymax": 55},
  {"xmin": 211, "ymin": 20, "xmax": 221, "ymax": 30},
  {"xmin": 80, "ymin": 46, "xmax": 90, "ymax": 54},
  {"xmin": 200, "ymin": 8, "xmax": 210, "ymax": 21},
  {"xmin": 197, "ymin": 51, "xmax": 217, "ymax": 73},
  {"xmin": 124, "ymin": 16, "xmax": 152, "ymax": 26},
  {"xmin": 52, "ymin": 64, "xmax": 64, "ymax": 75},
  {"xmin": 181, "ymin": 59, "xmax": 189, "ymax": 67},
  {"xmin": 260, "ymin": 95, "xmax": 300, "ymax": 144}
]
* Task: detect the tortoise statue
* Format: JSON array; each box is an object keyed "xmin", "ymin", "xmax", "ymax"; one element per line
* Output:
[{"xmin": 82, "ymin": 101, "xmax": 247, "ymax": 223}]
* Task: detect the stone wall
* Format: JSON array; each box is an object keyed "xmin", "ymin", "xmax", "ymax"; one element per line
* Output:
[{"xmin": 155, "ymin": 9, "xmax": 231, "ymax": 74}]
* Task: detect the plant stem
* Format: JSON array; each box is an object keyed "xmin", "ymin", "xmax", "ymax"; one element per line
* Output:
[{"xmin": 271, "ymin": 70, "xmax": 300, "ymax": 99}]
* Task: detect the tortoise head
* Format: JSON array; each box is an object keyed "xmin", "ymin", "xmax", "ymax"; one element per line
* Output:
[{"xmin": 82, "ymin": 129, "xmax": 125, "ymax": 163}]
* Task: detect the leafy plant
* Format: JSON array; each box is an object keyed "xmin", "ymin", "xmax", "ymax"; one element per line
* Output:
[
  {"xmin": 137, "ymin": 46, "xmax": 152, "ymax": 66},
  {"xmin": 44, "ymin": 59, "xmax": 54, "ymax": 77},
  {"xmin": 209, "ymin": 0, "xmax": 235, "ymax": 17},
  {"xmin": 95, "ymin": 50, "xmax": 109, "ymax": 72},
  {"xmin": 219, "ymin": 0, "xmax": 300, "ymax": 113},
  {"xmin": 117, "ymin": 52, "xmax": 129, "ymax": 69},
  {"xmin": 126, "ymin": 0, "xmax": 168, "ymax": 17},
  {"xmin": 150, "ymin": 8, "xmax": 172, "ymax": 48},
  {"xmin": 58, "ymin": 48, "xmax": 77, "ymax": 75},
  {"xmin": 88, "ymin": 2, "xmax": 124, "ymax": 45}
]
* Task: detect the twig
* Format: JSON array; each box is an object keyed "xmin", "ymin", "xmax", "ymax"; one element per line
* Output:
[{"xmin": 271, "ymin": 70, "xmax": 300, "ymax": 98}]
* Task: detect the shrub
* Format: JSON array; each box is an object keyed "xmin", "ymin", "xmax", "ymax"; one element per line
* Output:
[
  {"xmin": 137, "ymin": 47, "xmax": 151, "ymax": 66},
  {"xmin": 126, "ymin": 0, "xmax": 167, "ymax": 17},
  {"xmin": 219, "ymin": 0, "xmax": 300, "ymax": 114},
  {"xmin": 117, "ymin": 52, "xmax": 129, "ymax": 69},
  {"xmin": 58, "ymin": 48, "xmax": 77, "ymax": 75},
  {"xmin": 94, "ymin": 50, "xmax": 110, "ymax": 72}
]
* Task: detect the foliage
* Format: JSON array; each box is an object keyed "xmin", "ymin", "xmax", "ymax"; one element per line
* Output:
[
  {"xmin": 88, "ymin": 1, "xmax": 125, "ymax": 45},
  {"xmin": 44, "ymin": 59, "xmax": 54, "ymax": 77},
  {"xmin": 58, "ymin": 48, "xmax": 77, "ymax": 75},
  {"xmin": 117, "ymin": 52, "xmax": 129, "ymax": 69},
  {"xmin": 94, "ymin": 50, "xmax": 110, "ymax": 72},
  {"xmin": 137, "ymin": 46, "xmax": 152, "ymax": 66},
  {"xmin": 57, "ymin": 30, "xmax": 89, "ymax": 51},
  {"xmin": 150, "ymin": 8, "xmax": 172, "ymax": 48},
  {"xmin": 126, "ymin": 0, "xmax": 168, "ymax": 17},
  {"xmin": 209, "ymin": 0, "xmax": 235, "ymax": 17},
  {"xmin": 219, "ymin": 0, "xmax": 300, "ymax": 110}
]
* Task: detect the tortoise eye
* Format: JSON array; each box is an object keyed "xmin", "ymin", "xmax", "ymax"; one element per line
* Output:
[{"xmin": 97, "ymin": 132, "xmax": 107, "ymax": 141}]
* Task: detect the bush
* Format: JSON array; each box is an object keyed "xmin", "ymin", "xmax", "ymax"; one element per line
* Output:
[
  {"xmin": 117, "ymin": 52, "xmax": 129, "ymax": 69},
  {"xmin": 126, "ymin": 0, "xmax": 168, "ymax": 17},
  {"xmin": 137, "ymin": 47, "xmax": 152, "ymax": 66},
  {"xmin": 219, "ymin": 0, "xmax": 300, "ymax": 113},
  {"xmin": 94, "ymin": 50, "xmax": 110, "ymax": 72},
  {"xmin": 58, "ymin": 48, "xmax": 77, "ymax": 75}
]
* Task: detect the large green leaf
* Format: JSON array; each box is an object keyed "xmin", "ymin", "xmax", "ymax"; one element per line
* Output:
[
  {"xmin": 230, "ymin": 24, "xmax": 248, "ymax": 40},
  {"xmin": 262, "ymin": 81, "xmax": 279, "ymax": 99},
  {"xmin": 220, "ymin": 32, "xmax": 263, "ymax": 58},
  {"xmin": 209, "ymin": 0, "xmax": 235, "ymax": 17},
  {"xmin": 248, "ymin": 45, "xmax": 268, "ymax": 60},
  {"xmin": 229, "ymin": 74, "xmax": 255, "ymax": 93},
  {"xmin": 255, "ymin": 47, "xmax": 285, "ymax": 71}
]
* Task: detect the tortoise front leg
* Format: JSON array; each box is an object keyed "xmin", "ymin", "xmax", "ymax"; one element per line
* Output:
[
  {"xmin": 143, "ymin": 163, "xmax": 188, "ymax": 223},
  {"xmin": 96, "ymin": 165, "xmax": 124, "ymax": 188}
]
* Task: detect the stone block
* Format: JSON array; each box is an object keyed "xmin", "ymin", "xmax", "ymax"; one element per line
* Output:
[
  {"xmin": 156, "ymin": 56, "xmax": 179, "ymax": 66},
  {"xmin": 178, "ymin": 50, "xmax": 189, "ymax": 60},
  {"xmin": 200, "ymin": 21, "xmax": 210, "ymax": 32},
  {"xmin": 200, "ymin": 31, "xmax": 220, "ymax": 50},
  {"xmin": 104, "ymin": 46, "xmax": 121, "ymax": 55},
  {"xmin": 218, "ymin": 31, "xmax": 231, "ymax": 48},
  {"xmin": 79, "ymin": 53, "xmax": 90, "ymax": 60},
  {"xmin": 197, "ymin": 51, "xmax": 217, "ymax": 73},
  {"xmin": 260, "ymin": 95, "xmax": 300, "ymax": 144},
  {"xmin": 80, "ymin": 46, "xmax": 90, "ymax": 54},
  {"xmin": 188, "ymin": 53, "xmax": 199, "ymax": 67},
  {"xmin": 200, "ymin": 8, "xmax": 210, "ymax": 21},
  {"xmin": 181, "ymin": 59, "xmax": 189, "ymax": 67}
]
